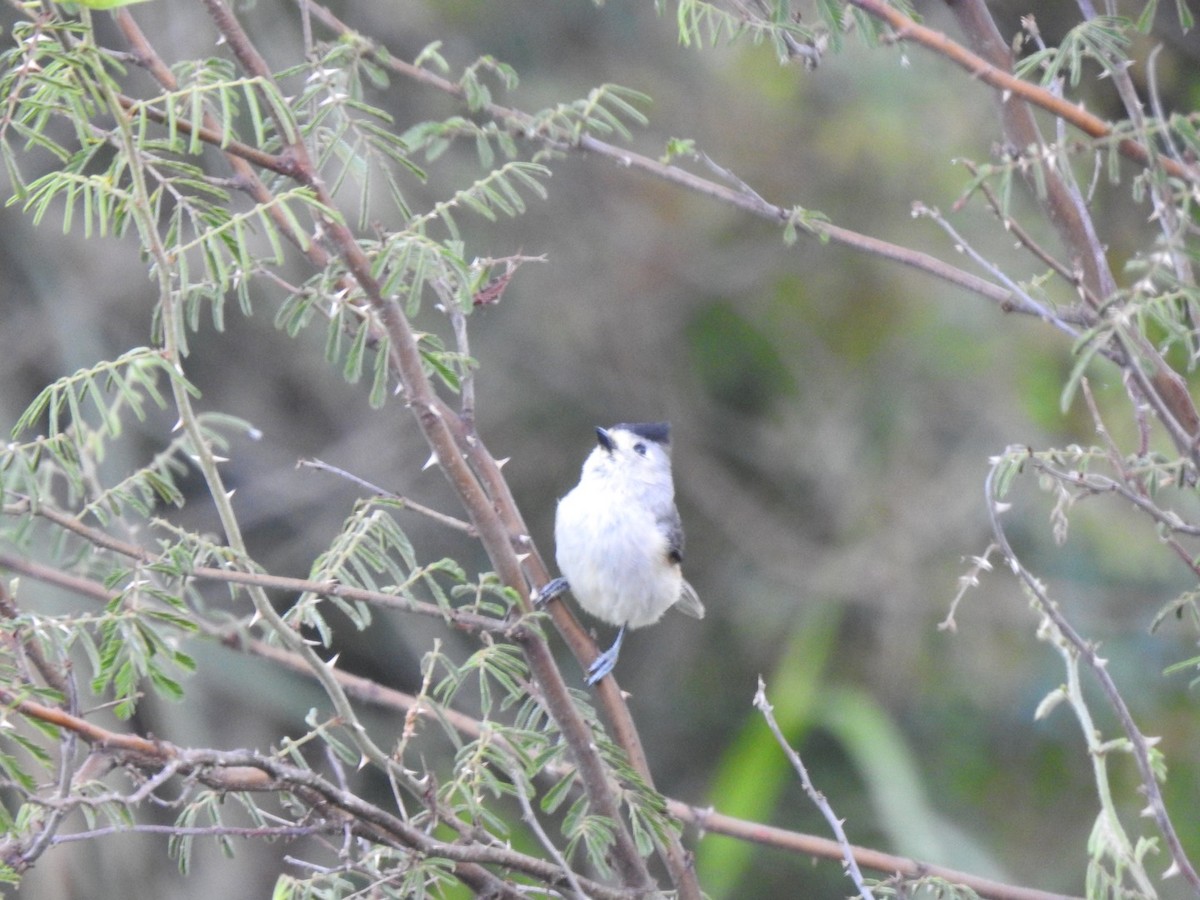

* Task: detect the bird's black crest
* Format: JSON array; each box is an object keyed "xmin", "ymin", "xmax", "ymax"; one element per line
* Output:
[{"xmin": 613, "ymin": 422, "xmax": 671, "ymax": 444}]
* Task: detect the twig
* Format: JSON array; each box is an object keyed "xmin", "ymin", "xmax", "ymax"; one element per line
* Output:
[
  {"xmin": 1080, "ymin": 378, "xmax": 1137, "ymax": 486},
  {"xmin": 938, "ymin": 544, "xmax": 998, "ymax": 633},
  {"xmin": 0, "ymin": 547, "xmax": 508, "ymax": 640},
  {"xmin": 753, "ymin": 678, "xmax": 876, "ymax": 900},
  {"xmin": 298, "ymin": 458, "xmax": 477, "ymax": 535},
  {"xmin": 1024, "ymin": 460, "xmax": 1200, "ymax": 581},
  {"xmin": 1034, "ymin": 615, "xmax": 1157, "ymax": 896},
  {"xmin": 847, "ymin": 0, "xmax": 1197, "ymax": 182},
  {"xmin": 53, "ymin": 823, "xmax": 329, "ymax": 843},
  {"xmin": 985, "ymin": 454, "xmax": 1200, "ymax": 888},
  {"xmin": 667, "ymin": 800, "xmax": 1079, "ymax": 900},
  {"xmin": 0, "ymin": 691, "xmax": 627, "ymax": 900},
  {"xmin": 0, "ymin": 538, "xmax": 1083, "ymax": 900},
  {"xmin": 912, "ymin": 203, "xmax": 1087, "ymax": 343},
  {"xmin": 301, "ymin": 1, "xmax": 1016, "ymax": 316},
  {"xmin": 696, "ymin": 149, "xmax": 769, "ymax": 205},
  {"xmin": 956, "ymin": 159, "xmax": 1098, "ymax": 309},
  {"xmin": 431, "ymin": 278, "xmax": 476, "ymax": 432},
  {"xmin": 505, "ymin": 755, "xmax": 589, "ymax": 900},
  {"xmin": 733, "ymin": 0, "xmax": 823, "ymax": 68}
]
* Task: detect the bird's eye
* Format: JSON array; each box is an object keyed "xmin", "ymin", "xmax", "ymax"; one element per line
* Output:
[{"xmin": 633, "ymin": 442, "xmax": 647, "ymax": 455}]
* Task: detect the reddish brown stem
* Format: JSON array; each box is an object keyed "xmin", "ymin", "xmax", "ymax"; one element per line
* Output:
[
  {"xmin": 848, "ymin": 0, "xmax": 1197, "ymax": 183},
  {"xmin": 191, "ymin": 0, "xmax": 659, "ymax": 891}
]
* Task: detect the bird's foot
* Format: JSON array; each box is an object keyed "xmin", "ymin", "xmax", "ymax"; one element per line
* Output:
[
  {"xmin": 534, "ymin": 577, "xmax": 569, "ymax": 609},
  {"xmin": 585, "ymin": 626, "xmax": 626, "ymax": 685}
]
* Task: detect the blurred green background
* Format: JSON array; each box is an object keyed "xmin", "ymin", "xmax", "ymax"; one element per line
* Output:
[{"xmin": 3, "ymin": 1, "xmax": 1200, "ymax": 897}]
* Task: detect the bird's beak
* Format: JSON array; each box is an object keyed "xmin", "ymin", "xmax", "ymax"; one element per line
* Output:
[{"xmin": 595, "ymin": 427, "xmax": 615, "ymax": 453}]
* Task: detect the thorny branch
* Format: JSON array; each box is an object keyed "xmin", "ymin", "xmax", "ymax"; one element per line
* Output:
[
  {"xmin": 301, "ymin": 0, "xmax": 1200, "ymax": 466},
  {"xmin": 191, "ymin": 0, "xmax": 666, "ymax": 892},
  {"xmin": 0, "ymin": 542, "xmax": 1080, "ymax": 900},
  {"xmin": 3, "ymin": 0, "xmax": 1200, "ymax": 895},
  {"xmin": 985, "ymin": 455, "xmax": 1200, "ymax": 889},
  {"xmin": 298, "ymin": 3, "xmax": 1019, "ymax": 315},
  {"xmin": 754, "ymin": 678, "xmax": 876, "ymax": 900},
  {"xmin": 0, "ymin": 691, "xmax": 632, "ymax": 900},
  {"xmin": 1, "ymin": 1, "xmax": 685, "ymax": 892},
  {"xmin": 848, "ymin": 0, "xmax": 1198, "ymax": 183}
]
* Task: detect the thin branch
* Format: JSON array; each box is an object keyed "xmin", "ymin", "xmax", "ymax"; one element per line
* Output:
[
  {"xmin": 985, "ymin": 454, "xmax": 1200, "ymax": 888},
  {"xmin": 848, "ymin": 0, "xmax": 1197, "ymax": 182},
  {"xmin": 0, "ymin": 545, "xmax": 510, "ymax": 640},
  {"xmin": 1027, "ymin": 462, "xmax": 1200, "ymax": 537},
  {"xmin": 735, "ymin": 0, "xmax": 824, "ymax": 68},
  {"xmin": 1036, "ymin": 615, "xmax": 1156, "ymax": 895},
  {"xmin": 301, "ymin": 1, "xmax": 1015, "ymax": 315},
  {"xmin": 297, "ymin": 458, "xmax": 477, "ymax": 535},
  {"xmin": 506, "ymin": 759, "xmax": 589, "ymax": 900},
  {"xmin": 754, "ymin": 678, "xmax": 876, "ymax": 900},
  {"xmin": 956, "ymin": 158, "xmax": 1099, "ymax": 309},
  {"xmin": 666, "ymin": 800, "xmax": 1081, "ymax": 900},
  {"xmin": 0, "ymin": 505, "xmax": 508, "ymax": 634},
  {"xmin": 938, "ymin": 544, "xmax": 998, "ymax": 633},
  {"xmin": 52, "ymin": 823, "xmax": 329, "ymax": 843},
  {"xmin": 912, "ymin": 202, "xmax": 1088, "ymax": 342},
  {"xmin": 114, "ymin": 92, "xmax": 286, "ymax": 174},
  {"xmin": 0, "ymin": 542, "xmax": 1084, "ymax": 900},
  {"xmin": 0, "ymin": 691, "xmax": 628, "ymax": 900}
]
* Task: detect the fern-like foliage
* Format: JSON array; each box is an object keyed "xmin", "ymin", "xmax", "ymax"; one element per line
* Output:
[
  {"xmin": 286, "ymin": 497, "xmax": 466, "ymax": 641},
  {"xmin": 1014, "ymin": 15, "xmax": 1131, "ymax": 87},
  {"xmin": 280, "ymin": 40, "xmax": 425, "ymax": 229}
]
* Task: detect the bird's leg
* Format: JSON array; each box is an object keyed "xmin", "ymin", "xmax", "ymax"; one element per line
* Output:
[
  {"xmin": 586, "ymin": 625, "xmax": 626, "ymax": 685},
  {"xmin": 534, "ymin": 577, "xmax": 569, "ymax": 609}
]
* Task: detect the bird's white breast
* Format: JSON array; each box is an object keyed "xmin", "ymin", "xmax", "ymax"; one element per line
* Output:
[{"xmin": 554, "ymin": 478, "xmax": 683, "ymax": 630}]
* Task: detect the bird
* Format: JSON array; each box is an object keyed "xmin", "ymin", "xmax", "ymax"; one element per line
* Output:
[{"xmin": 539, "ymin": 422, "xmax": 704, "ymax": 684}]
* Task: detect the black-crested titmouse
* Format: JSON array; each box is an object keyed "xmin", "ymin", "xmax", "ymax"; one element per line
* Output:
[{"xmin": 540, "ymin": 422, "xmax": 704, "ymax": 684}]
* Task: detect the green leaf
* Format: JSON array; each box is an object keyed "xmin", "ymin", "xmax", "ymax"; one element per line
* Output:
[
  {"xmin": 0, "ymin": 752, "xmax": 37, "ymax": 793},
  {"xmin": 1061, "ymin": 327, "xmax": 1111, "ymax": 413},
  {"xmin": 539, "ymin": 767, "xmax": 577, "ymax": 815},
  {"xmin": 149, "ymin": 669, "xmax": 185, "ymax": 702},
  {"xmin": 1176, "ymin": 0, "xmax": 1194, "ymax": 30},
  {"xmin": 343, "ymin": 320, "xmax": 370, "ymax": 384},
  {"xmin": 369, "ymin": 333, "xmax": 392, "ymax": 408},
  {"xmin": 1135, "ymin": 0, "xmax": 1159, "ymax": 32}
]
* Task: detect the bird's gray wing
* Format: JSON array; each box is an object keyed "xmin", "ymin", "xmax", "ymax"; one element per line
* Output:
[
  {"xmin": 662, "ymin": 506, "xmax": 685, "ymax": 564},
  {"xmin": 662, "ymin": 507, "xmax": 705, "ymax": 618}
]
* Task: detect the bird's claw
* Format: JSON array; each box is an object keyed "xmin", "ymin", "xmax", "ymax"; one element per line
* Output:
[
  {"xmin": 585, "ymin": 648, "xmax": 619, "ymax": 685},
  {"xmin": 534, "ymin": 577, "xmax": 569, "ymax": 609},
  {"xmin": 585, "ymin": 625, "xmax": 626, "ymax": 685}
]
